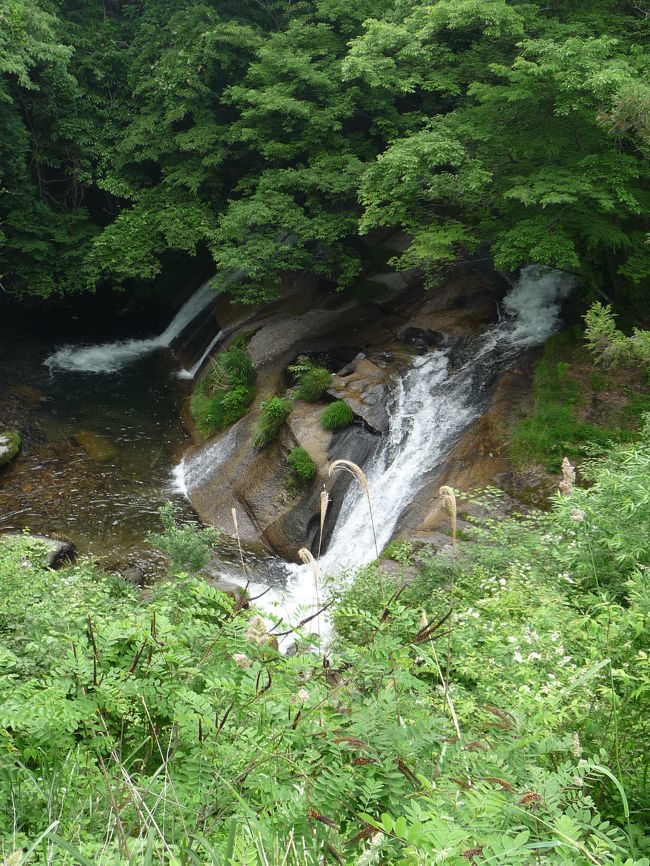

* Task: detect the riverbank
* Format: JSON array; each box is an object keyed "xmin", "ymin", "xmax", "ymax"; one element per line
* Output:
[{"xmin": 1, "ymin": 423, "xmax": 649, "ymax": 863}]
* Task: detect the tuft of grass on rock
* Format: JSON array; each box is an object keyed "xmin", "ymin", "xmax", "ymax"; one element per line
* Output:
[
  {"xmin": 252, "ymin": 396, "xmax": 292, "ymax": 448},
  {"xmin": 288, "ymin": 446, "xmax": 316, "ymax": 483},
  {"xmin": 321, "ymin": 400, "xmax": 354, "ymax": 431},
  {"xmin": 190, "ymin": 343, "xmax": 256, "ymax": 439}
]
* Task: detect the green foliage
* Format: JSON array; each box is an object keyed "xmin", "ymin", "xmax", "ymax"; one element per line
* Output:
[
  {"xmin": 2, "ymin": 428, "xmax": 650, "ymax": 862},
  {"xmin": 0, "ymin": 430, "xmax": 20, "ymax": 466},
  {"xmin": 287, "ymin": 446, "xmax": 316, "ymax": 483},
  {"xmin": 321, "ymin": 400, "xmax": 354, "ymax": 430},
  {"xmin": 380, "ymin": 540, "xmax": 415, "ymax": 566},
  {"xmin": 147, "ymin": 502, "xmax": 220, "ymax": 573},
  {"xmin": 251, "ymin": 395, "xmax": 291, "ymax": 448},
  {"xmin": 585, "ymin": 303, "xmax": 650, "ymax": 373},
  {"xmin": 509, "ymin": 332, "xmax": 643, "ymax": 472},
  {"xmin": 2, "ymin": 0, "xmax": 648, "ymax": 308},
  {"xmin": 289, "ymin": 356, "xmax": 333, "ymax": 402},
  {"xmin": 191, "ymin": 343, "xmax": 256, "ymax": 439}
]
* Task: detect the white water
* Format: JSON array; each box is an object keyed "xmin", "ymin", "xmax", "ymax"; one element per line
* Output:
[
  {"xmin": 45, "ymin": 279, "xmax": 220, "ymax": 374},
  {"xmin": 176, "ymin": 330, "xmax": 224, "ymax": 380},
  {"xmin": 275, "ymin": 265, "xmax": 575, "ymax": 635},
  {"xmin": 171, "ymin": 266, "xmax": 574, "ymax": 641}
]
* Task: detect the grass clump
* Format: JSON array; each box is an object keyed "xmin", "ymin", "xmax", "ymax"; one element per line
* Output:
[
  {"xmin": 287, "ymin": 446, "xmax": 316, "ymax": 483},
  {"xmin": 288, "ymin": 355, "xmax": 332, "ymax": 402},
  {"xmin": 252, "ymin": 395, "xmax": 292, "ymax": 448},
  {"xmin": 321, "ymin": 400, "xmax": 354, "ymax": 430},
  {"xmin": 0, "ymin": 429, "xmax": 20, "ymax": 466},
  {"xmin": 297, "ymin": 366, "xmax": 332, "ymax": 402},
  {"xmin": 190, "ymin": 342, "xmax": 256, "ymax": 439}
]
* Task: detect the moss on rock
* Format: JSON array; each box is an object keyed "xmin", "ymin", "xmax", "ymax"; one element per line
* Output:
[{"xmin": 0, "ymin": 430, "xmax": 20, "ymax": 467}]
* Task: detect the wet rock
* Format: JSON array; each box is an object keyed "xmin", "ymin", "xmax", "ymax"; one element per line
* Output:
[
  {"xmin": 9, "ymin": 385, "xmax": 44, "ymax": 404},
  {"xmin": 205, "ymin": 574, "xmax": 249, "ymax": 607},
  {"xmin": 0, "ymin": 430, "xmax": 20, "ymax": 467},
  {"xmin": 378, "ymin": 558, "xmax": 417, "ymax": 583},
  {"xmin": 123, "ymin": 566, "xmax": 145, "ymax": 587},
  {"xmin": 328, "ymin": 357, "xmax": 398, "ymax": 434},
  {"xmin": 73, "ymin": 430, "xmax": 118, "ymax": 462},
  {"xmin": 1, "ymin": 533, "xmax": 77, "ymax": 569}
]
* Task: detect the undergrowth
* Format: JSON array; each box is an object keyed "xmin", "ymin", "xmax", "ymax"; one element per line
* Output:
[
  {"xmin": 1, "ymin": 426, "xmax": 649, "ymax": 864},
  {"xmin": 509, "ymin": 331, "xmax": 647, "ymax": 472}
]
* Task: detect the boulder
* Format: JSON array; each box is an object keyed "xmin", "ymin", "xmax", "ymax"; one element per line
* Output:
[
  {"xmin": 1, "ymin": 533, "xmax": 77, "ymax": 569},
  {"xmin": 0, "ymin": 430, "xmax": 20, "ymax": 467},
  {"xmin": 73, "ymin": 430, "xmax": 118, "ymax": 462},
  {"xmin": 204, "ymin": 572, "xmax": 249, "ymax": 607},
  {"xmin": 328, "ymin": 356, "xmax": 401, "ymax": 434},
  {"xmin": 123, "ymin": 566, "xmax": 145, "ymax": 587}
]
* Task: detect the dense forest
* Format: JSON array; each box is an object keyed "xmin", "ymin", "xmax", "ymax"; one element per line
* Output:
[{"xmin": 1, "ymin": 0, "xmax": 648, "ymax": 308}]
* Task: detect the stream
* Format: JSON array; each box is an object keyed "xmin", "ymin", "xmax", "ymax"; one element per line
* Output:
[{"xmin": 1, "ymin": 266, "xmax": 572, "ymax": 631}]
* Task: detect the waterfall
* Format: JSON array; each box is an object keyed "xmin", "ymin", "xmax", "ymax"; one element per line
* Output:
[
  {"xmin": 277, "ymin": 265, "xmax": 575, "ymax": 632},
  {"xmin": 44, "ymin": 279, "xmax": 220, "ymax": 374}
]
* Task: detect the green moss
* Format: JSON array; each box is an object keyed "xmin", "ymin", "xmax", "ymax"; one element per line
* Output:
[
  {"xmin": 0, "ymin": 430, "xmax": 20, "ymax": 467},
  {"xmin": 321, "ymin": 400, "xmax": 354, "ymax": 431},
  {"xmin": 287, "ymin": 446, "xmax": 316, "ymax": 483},
  {"xmin": 252, "ymin": 396, "xmax": 292, "ymax": 448},
  {"xmin": 190, "ymin": 344, "xmax": 256, "ymax": 439}
]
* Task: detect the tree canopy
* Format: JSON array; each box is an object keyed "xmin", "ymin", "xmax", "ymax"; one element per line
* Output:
[{"xmin": 1, "ymin": 0, "xmax": 648, "ymax": 306}]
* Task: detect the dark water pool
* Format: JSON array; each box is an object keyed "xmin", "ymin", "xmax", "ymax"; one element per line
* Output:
[{"xmin": 0, "ymin": 303, "xmax": 200, "ymax": 576}]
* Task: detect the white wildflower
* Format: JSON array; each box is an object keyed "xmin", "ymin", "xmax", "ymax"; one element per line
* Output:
[{"xmin": 233, "ymin": 653, "xmax": 252, "ymax": 670}]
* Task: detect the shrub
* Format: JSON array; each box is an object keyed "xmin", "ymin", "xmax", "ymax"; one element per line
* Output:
[
  {"xmin": 297, "ymin": 366, "xmax": 332, "ymax": 402},
  {"xmin": 585, "ymin": 302, "xmax": 650, "ymax": 373},
  {"xmin": 191, "ymin": 343, "xmax": 256, "ymax": 438},
  {"xmin": 321, "ymin": 400, "xmax": 354, "ymax": 430},
  {"xmin": 252, "ymin": 395, "xmax": 292, "ymax": 448},
  {"xmin": 288, "ymin": 446, "xmax": 316, "ymax": 482},
  {"xmin": 148, "ymin": 501, "xmax": 220, "ymax": 573}
]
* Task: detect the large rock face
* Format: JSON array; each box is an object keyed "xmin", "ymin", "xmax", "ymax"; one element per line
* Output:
[
  {"xmin": 182, "ymin": 258, "xmax": 515, "ymax": 559},
  {"xmin": 184, "ymin": 403, "xmax": 379, "ymax": 561}
]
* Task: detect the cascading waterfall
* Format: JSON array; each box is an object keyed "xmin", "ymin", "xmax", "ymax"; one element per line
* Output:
[
  {"xmin": 275, "ymin": 265, "xmax": 575, "ymax": 634},
  {"xmin": 44, "ymin": 278, "xmax": 221, "ymax": 374}
]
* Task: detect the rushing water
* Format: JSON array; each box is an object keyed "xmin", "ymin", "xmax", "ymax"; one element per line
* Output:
[
  {"xmin": 44, "ymin": 279, "xmax": 220, "ymax": 375},
  {"xmin": 262, "ymin": 265, "xmax": 575, "ymax": 635}
]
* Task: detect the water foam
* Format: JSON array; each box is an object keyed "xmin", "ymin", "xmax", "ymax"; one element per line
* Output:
[
  {"xmin": 276, "ymin": 265, "xmax": 574, "ymax": 637},
  {"xmin": 45, "ymin": 279, "xmax": 219, "ymax": 374}
]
